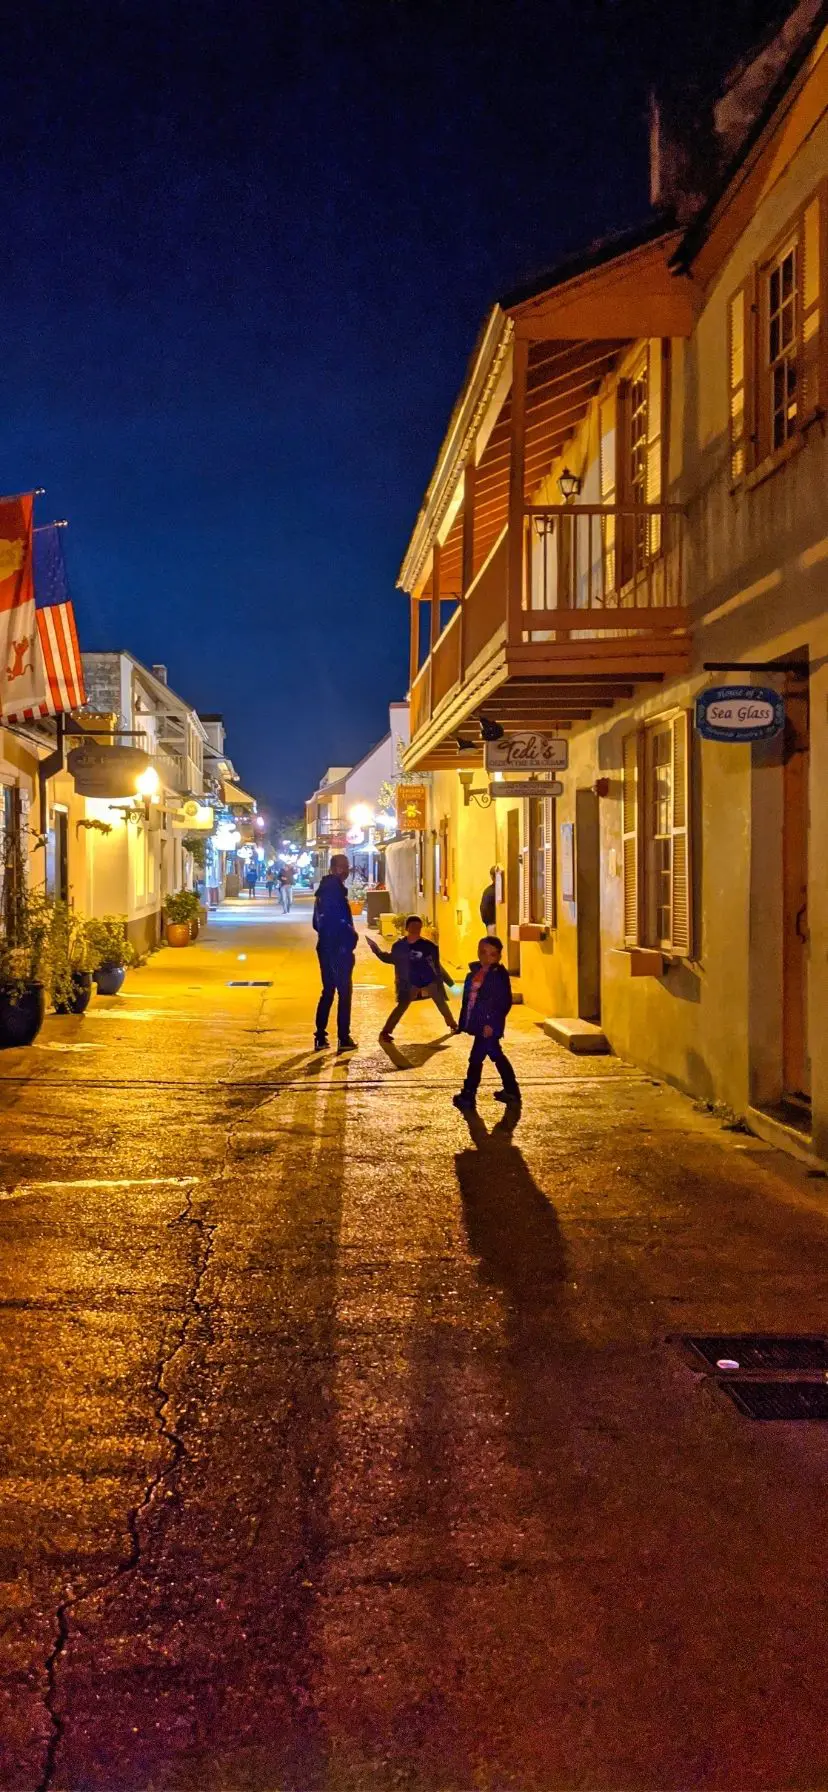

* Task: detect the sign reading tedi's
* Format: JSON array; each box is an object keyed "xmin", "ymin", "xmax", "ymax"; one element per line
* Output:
[
  {"xmin": 695, "ymin": 686, "xmax": 784, "ymax": 744},
  {"xmin": 67, "ymin": 743, "xmax": 152, "ymax": 799},
  {"xmin": 484, "ymin": 732, "xmax": 569, "ymax": 773},
  {"xmin": 396, "ymin": 784, "xmax": 427, "ymax": 831}
]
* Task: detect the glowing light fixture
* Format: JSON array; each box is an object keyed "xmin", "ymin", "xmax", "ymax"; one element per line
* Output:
[
  {"xmin": 348, "ymin": 802, "xmax": 373, "ymax": 828},
  {"xmin": 135, "ymin": 766, "xmax": 160, "ymax": 799},
  {"xmin": 557, "ymin": 466, "xmax": 581, "ymax": 502}
]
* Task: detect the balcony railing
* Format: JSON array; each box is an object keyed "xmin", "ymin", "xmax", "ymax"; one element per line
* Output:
[
  {"xmin": 408, "ymin": 502, "xmax": 687, "ymax": 741},
  {"xmin": 523, "ymin": 503, "xmax": 685, "ymax": 638}
]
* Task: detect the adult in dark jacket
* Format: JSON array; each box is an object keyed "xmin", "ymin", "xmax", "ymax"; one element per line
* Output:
[
  {"xmin": 366, "ymin": 915, "xmax": 458, "ymax": 1040},
  {"xmin": 313, "ymin": 853, "xmax": 358, "ymax": 1051},
  {"xmin": 453, "ymin": 935, "xmax": 520, "ymax": 1109},
  {"xmin": 480, "ymin": 867, "xmax": 498, "ymax": 933}
]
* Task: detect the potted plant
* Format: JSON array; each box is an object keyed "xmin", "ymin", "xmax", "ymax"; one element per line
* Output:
[
  {"xmin": 86, "ymin": 916, "xmax": 136, "ymax": 995},
  {"xmin": 49, "ymin": 904, "xmax": 96, "ymax": 1015},
  {"xmin": 0, "ymin": 886, "xmax": 51, "ymax": 1049},
  {"xmin": 163, "ymin": 890, "xmax": 194, "ymax": 947}
]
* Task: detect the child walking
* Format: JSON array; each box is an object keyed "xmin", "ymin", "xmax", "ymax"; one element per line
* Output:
[
  {"xmin": 366, "ymin": 916, "xmax": 458, "ymax": 1041},
  {"xmin": 453, "ymin": 935, "xmax": 521, "ymax": 1110}
]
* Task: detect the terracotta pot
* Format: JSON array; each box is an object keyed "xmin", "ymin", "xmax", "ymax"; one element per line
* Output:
[
  {"xmin": 349, "ymin": 899, "xmax": 363, "ymax": 916},
  {"xmin": 53, "ymin": 970, "xmax": 93, "ymax": 1016},
  {"xmin": 0, "ymin": 983, "xmax": 45, "ymax": 1048},
  {"xmin": 94, "ymin": 964, "xmax": 126, "ymax": 996},
  {"xmin": 166, "ymin": 921, "xmax": 190, "ymax": 948}
]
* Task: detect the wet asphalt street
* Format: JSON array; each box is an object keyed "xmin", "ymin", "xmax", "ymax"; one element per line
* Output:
[{"xmin": 2, "ymin": 896, "xmax": 828, "ymax": 1791}]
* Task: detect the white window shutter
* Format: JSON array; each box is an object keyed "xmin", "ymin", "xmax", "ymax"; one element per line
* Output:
[
  {"xmin": 646, "ymin": 339, "xmax": 663, "ymax": 554},
  {"xmin": 622, "ymin": 731, "xmax": 640, "ymax": 948},
  {"xmin": 800, "ymin": 193, "xmax": 823, "ymax": 421},
  {"xmin": 599, "ymin": 392, "xmax": 617, "ymax": 599},
  {"xmin": 728, "ymin": 287, "xmax": 747, "ymax": 482},
  {"xmin": 543, "ymin": 797, "xmax": 556, "ymax": 926},
  {"xmin": 670, "ymin": 712, "xmax": 691, "ymax": 956}
]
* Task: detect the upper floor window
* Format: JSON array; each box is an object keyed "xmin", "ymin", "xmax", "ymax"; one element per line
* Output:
[
  {"xmin": 766, "ymin": 239, "xmax": 799, "ymax": 453},
  {"xmin": 728, "ymin": 185, "xmax": 825, "ymax": 485}
]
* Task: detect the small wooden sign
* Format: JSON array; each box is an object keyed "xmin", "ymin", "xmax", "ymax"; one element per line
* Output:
[
  {"xmin": 67, "ymin": 744, "xmax": 152, "ymax": 799},
  {"xmin": 396, "ymin": 784, "xmax": 427, "ymax": 831},
  {"xmin": 489, "ymin": 780, "xmax": 564, "ymax": 800},
  {"xmin": 485, "ymin": 732, "xmax": 569, "ymax": 772}
]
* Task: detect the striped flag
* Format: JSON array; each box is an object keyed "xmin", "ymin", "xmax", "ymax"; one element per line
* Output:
[
  {"xmin": 5, "ymin": 523, "xmax": 86, "ymax": 723},
  {"xmin": 5, "ymin": 602, "xmax": 86, "ymax": 722},
  {"xmin": 0, "ymin": 492, "xmax": 41, "ymax": 720}
]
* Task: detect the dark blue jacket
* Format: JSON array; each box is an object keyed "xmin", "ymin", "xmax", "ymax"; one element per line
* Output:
[
  {"xmin": 459, "ymin": 961, "xmax": 513, "ymax": 1039},
  {"xmin": 313, "ymin": 874, "xmax": 357, "ymax": 955},
  {"xmin": 368, "ymin": 935, "xmax": 452, "ymax": 996}
]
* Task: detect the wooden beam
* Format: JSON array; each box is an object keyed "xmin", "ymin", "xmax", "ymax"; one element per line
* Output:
[
  {"xmin": 507, "ymin": 335, "xmax": 528, "ymax": 646},
  {"xmin": 409, "ymin": 595, "xmax": 419, "ymax": 693},
  {"xmin": 430, "ymin": 543, "xmax": 442, "ymax": 650}
]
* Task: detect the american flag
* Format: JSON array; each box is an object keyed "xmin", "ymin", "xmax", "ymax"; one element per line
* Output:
[{"xmin": 5, "ymin": 526, "xmax": 86, "ymax": 722}]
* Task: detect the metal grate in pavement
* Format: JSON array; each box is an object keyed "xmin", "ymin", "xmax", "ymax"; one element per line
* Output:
[
  {"xmin": 682, "ymin": 1335, "xmax": 828, "ymax": 1374},
  {"xmin": 227, "ymin": 981, "xmax": 273, "ymax": 987},
  {"xmin": 719, "ymin": 1381, "xmax": 828, "ymax": 1421}
]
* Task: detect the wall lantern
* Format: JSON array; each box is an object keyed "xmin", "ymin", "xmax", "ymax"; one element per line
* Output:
[{"xmin": 557, "ymin": 467, "xmax": 581, "ymax": 502}]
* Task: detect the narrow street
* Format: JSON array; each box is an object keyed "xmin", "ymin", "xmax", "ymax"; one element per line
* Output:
[{"xmin": 2, "ymin": 897, "xmax": 828, "ymax": 1792}]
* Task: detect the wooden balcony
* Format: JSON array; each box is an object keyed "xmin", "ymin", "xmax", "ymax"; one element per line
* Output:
[{"xmin": 404, "ymin": 502, "xmax": 690, "ymax": 770}]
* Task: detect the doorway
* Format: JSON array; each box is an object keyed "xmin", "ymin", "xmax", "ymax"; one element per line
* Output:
[
  {"xmin": 575, "ymin": 788, "xmax": 601, "ymax": 1023},
  {"xmin": 782, "ymin": 675, "xmax": 810, "ymax": 1113},
  {"xmin": 506, "ymin": 808, "xmax": 520, "ymax": 974}
]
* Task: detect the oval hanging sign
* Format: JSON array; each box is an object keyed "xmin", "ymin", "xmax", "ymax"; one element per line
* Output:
[{"xmin": 695, "ymin": 685, "xmax": 784, "ymax": 744}]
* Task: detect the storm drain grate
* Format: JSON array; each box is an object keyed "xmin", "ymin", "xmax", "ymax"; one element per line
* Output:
[
  {"xmin": 719, "ymin": 1381, "xmax": 828, "ymax": 1421},
  {"xmin": 227, "ymin": 981, "xmax": 273, "ymax": 988},
  {"xmin": 682, "ymin": 1335, "xmax": 828, "ymax": 1374}
]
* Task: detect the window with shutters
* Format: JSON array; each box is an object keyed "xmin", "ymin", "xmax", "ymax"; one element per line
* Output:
[
  {"xmin": 621, "ymin": 712, "xmax": 692, "ymax": 958},
  {"xmin": 438, "ymin": 816, "xmax": 449, "ymax": 899},
  {"xmin": 616, "ymin": 341, "xmax": 665, "ymax": 586},
  {"xmin": 728, "ymin": 186, "xmax": 825, "ymax": 485}
]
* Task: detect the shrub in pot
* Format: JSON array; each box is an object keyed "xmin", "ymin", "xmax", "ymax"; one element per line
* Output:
[
  {"xmin": 49, "ymin": 904, "xmax": 96, "ymax": 1015},
  {"xmin": 163, "ymin": 890, "xmax": 195, "ymax": 947},
  {"xmin": 0, "ymin": 886, "xmax": 51, "ymax": 1049},
  {"xmin": 87, "ymin": 916, "xmax": 136, "ymax": 995}
]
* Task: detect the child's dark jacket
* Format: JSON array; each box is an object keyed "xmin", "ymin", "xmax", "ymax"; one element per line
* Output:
[
  {"xmin": 369, "ymin": 936, "xmax": 452, "ymax": 998},
  {"xmin": 459, "ymin": 961, "xmax": 513, "ymax": 1038}
]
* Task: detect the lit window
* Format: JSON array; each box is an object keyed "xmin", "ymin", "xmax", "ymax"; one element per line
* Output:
[{"xmin": 767, "ymin": 241, "xmax": 798, "ymax": 452}]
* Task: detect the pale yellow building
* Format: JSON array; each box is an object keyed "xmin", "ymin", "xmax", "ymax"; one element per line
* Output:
[{"xmin": 398, "ymin": 4, "xmax": 828, "ymax": 1161}]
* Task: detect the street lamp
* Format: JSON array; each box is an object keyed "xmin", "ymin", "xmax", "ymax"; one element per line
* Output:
[{"xmin": 135, "ymin": 766, "xmax": 160, "ymax": 818}]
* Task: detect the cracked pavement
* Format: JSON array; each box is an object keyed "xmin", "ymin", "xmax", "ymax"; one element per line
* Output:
[{"xmin": 2, "ymin": 897, "xmax": 828, "ymax": 1790}]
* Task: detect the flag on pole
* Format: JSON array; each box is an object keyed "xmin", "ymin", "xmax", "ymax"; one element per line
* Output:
[
  {"xmin": 0, "ymin": 493, "xmax": 43, "ymax": 720},
  {"xmin": 4, "ymin": 524, "xmax": 86, "ymax": 723}
]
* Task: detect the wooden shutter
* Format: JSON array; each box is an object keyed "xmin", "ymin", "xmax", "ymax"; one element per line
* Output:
[
  {"xmin": 670, "ymin": 711, "xmax": 691, "ymax": 956},
  {"xmin": 728, "ymin": 286, "xmax": 748, "ymax": 483},
  {"xmin": 622, "ymin": 731, "xmax": 640, "ymax": 948},
  {"xmin": 519, "ymin": 801, "xmax": 530, "ymax": 923},
  {"xmin": 646, "ymin": 339, "xmax": 663, "ymax": 554},
  {"xmin": 800, "ymin": 190, "xmax": 824, "ymax": 421},
  {"xmin": 599, "ymin": 392, "xmax": 617, "ymax": 600},
  {"xmin": 543, "ymin": 797, "xmax": 556, "ymax": 926}
]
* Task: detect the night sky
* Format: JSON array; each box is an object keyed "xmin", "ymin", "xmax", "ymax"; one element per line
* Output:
[{"xmin": 0, "ymin": 0, "xmax": 785, "ymax": 811}]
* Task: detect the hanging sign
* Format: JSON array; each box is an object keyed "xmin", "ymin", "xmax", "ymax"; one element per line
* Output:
[
  {"xmin": 695, "ymin": 686, "xmax": 784, "ymax": 744},
  {"xmin": 396, "ymin": 784, "xmax": 427, "ymax": 831},
  {"xmin": 172, "ymin": 800, "xmax": 214, "ymax": 833},
  {"xmin": 67, "ymin": 743, "xmax": 152, "ymax": 798},
  {"xmin": 489, "ymin": 780, "xmax": 564, "ymax": 800},
  {"xmin": 485, "ymin": 732, "xmax": 569, "ymax": 772}
]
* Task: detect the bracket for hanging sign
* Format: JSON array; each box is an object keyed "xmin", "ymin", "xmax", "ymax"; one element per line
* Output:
[{"xmin": 702, "ymin": 662, "xmax": 808, "ymax": 676}]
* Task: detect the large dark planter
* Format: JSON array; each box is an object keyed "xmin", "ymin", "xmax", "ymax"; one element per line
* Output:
[
  {"xmin": 94, "ymin": 964, "xmax": 126, "ymax": 996},
  {"xmin": 165, "ymin": 921, "xmax": 190, "ymax": 948},
  {"xmin": 53, "ymin": 970, "xmax": 93, "ymax": 1016},
  {"xmin": 0, "ymin": 983, "xmax": 46, "ymax": 1049}
]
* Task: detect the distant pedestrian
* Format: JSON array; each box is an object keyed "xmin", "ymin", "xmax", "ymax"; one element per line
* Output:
[
  {"xmin": 313, "ymin": 853, "xmax": 358, "ymax": 1052},
  {"xmin": 366, "ymin": 916, "xmax": 458, "ymax": 1042},
  {"xmin": 265, "ymin": 866, "xmax": 276, "ymax": 899},
  {"xmin": 453, "ymin": 935, "xmax": 520, "ymax": 1111},
  {"xmin": 278, "ymin": 863, "xmax": 294, "ymax": 913},
  {"xmin": 244, "ymin": 862, "xmax": 258, "ymax": 899},
  {"xmin": 480, "ymin": 867, "xmax": 498, "ymax": 936}
]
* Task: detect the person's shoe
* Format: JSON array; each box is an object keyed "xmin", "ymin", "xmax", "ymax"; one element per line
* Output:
[
  {"xmin": 313, "ymin": 1032, "xmax": 329, "ymax": 1051},
  {"xmin": 493, "ymin": 1089, "xmax": 521, "ymax": 1104},
  {"xmin": 338, "ymin": 1037, "xmax": 358, "ymax": 1052},
  {"xmin": 453, "ymin": 1092, "xmax": 476, "ymax": 1111}
]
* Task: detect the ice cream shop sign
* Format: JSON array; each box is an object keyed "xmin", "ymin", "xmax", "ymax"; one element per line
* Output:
[{"xmin": 695, "ymin": 686, "xmax": 784, "ymax": 745}]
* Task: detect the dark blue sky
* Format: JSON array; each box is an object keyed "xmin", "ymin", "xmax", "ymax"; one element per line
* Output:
[{"xmin": 0, "ymin": 0, "xmax": 782, "ymax": 810}]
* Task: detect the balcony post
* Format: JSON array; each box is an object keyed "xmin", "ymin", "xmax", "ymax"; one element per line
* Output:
[
  {"xmin": 460, "ymin": 460, "xmax": 475, "ymax": 680},
  {"xmin": 507, "ymin": 334, "xmax": 529, "ymax": 645},
  {"xmin": 409, "ymin": 595, "xmax": 419, "ymax": 694},
  {"xmin": 430, "ymin": 542, "xmax": 441, "ymax": 649}
]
